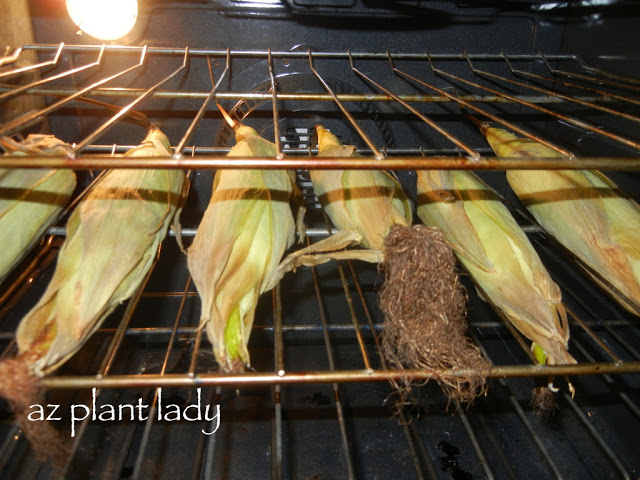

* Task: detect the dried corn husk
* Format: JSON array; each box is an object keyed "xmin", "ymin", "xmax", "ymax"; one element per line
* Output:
[
  {"xmin": 16, "ymin": 128, "xmax": 187, "ymax": 376},
  {"xmin": 0, "ymin": 135, "xmax": 76, "ymax": 284},
  {"xmin": 311, "ymin": 125, "xmax": 412, "ymax": 251},
  {"xmin": 272, "ymin": 126, "xmax": 413, "ymax": 277},
  {"xmin": 482, "ymin": 125, "xmax": 640, "ymax": 315},
  {"xmin": 416, "ymin": 169, "xmax": 574, "ymax": 365},
  {"xmin": 187, "ymin": 125, "xmax": 302, "ymax": 373}
]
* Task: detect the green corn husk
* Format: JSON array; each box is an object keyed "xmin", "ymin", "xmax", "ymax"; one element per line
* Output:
[
  {"xmin": 416, "ymin": 169, "xmax": 574, "ymax": 365},
  {"xmin": 15, "ymin": 128, "xmax": 187, "ymax": 376},
  {"xmin": 0, "ymin": 135, "xmax": 77, "ymax": 284},
  {"xmin": 187, "ymin": 125, "xmax": 302, "ymax": 373},
  {"xmin": 311, "ymin": 125, "xmax": 412, "ymax": 251},
  {"xmin": 482, "ymin": 125, "xmax": 640, "ymax": 315}
]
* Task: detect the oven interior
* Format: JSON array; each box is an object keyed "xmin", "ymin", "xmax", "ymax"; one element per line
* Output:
[{"xmin": 0, "ymin": 1, "xmax": 640, "ymax": 479}]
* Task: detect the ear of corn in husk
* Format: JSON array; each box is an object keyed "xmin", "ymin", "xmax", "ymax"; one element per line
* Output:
[
  {"xmin": 266, "ymin": 125, "xmax": 414, "ymax": 283},
  {"xmin": 310, "ymin": 125, "xmax": 412, "ymax": 252},
  {"xmin": 416, "ymin": 169, "xmax": 574, "ymax": 366},
  {"xmin": 15, "ymin": 128, "xmax": 187, "ymax": 376},
  {"xmin": 0, "ymin": 135, "xmax": 76, "ymax": 284},
  {"xmin": 187, "ymin": 124, "xmax": 303, "ymax": 373},
  {"xmin": 481, "ymin": 125, "xmax": 640, "ymax": 315}
]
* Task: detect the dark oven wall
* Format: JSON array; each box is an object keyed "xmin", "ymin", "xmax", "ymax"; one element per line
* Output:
[
  {"xmin": 30, "ymin": 1, "xmax": 567, "ymax": 53},
  {"xmin": 27, "ymin": 1, "xmax": 640, "ymax": 57}
]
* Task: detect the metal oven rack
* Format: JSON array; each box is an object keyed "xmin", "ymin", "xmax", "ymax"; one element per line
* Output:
[{"xmin": 1, "ymin": 45, "xmax": 640, "ymax": 479}]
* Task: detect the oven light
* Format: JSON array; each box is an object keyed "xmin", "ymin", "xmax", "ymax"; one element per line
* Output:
[{"xmin": 66, "ymin": 0, "xmax": 138, "ymax": 41}]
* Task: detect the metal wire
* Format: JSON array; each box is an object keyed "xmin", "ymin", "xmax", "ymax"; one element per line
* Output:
[
  {"xmin": 0, "ymin": 236, "xmax": 57, "ymax": 316},
  {"xmin": 59, "ymin": 245, "xmax": 164, "ymax": 477},
  {"xmin": 349, "ymin": 52, "xmax": 479, "ymax": 160},
  {"xmin": 0, "ymin": 47, "xmax": 23, "ymax": 68},
  {"xmin": 0, "ymin": 43, "xmax": 63, "ymax": 81},
  {"xmin": 0, "ymin": 46, "xmax": 149, "ymax": 137},
  {"xmin": 345, "ymin": 260, "xmax": 439, "ymax": 480},
  {"xmin": 570, "ymin": 338, "xmax": 640, "ymax": 420},
  {"xmin": 563, "ymin": 393, "xmax": 632, "ymax": 479},
  {"xmin": 74, "ymin": 48, "xmax": 190, "ymax": 153},
  {"xmin": 521, "ymin": 55, "xmax": 640, "ymax": 108},
  {"xmin": 0, "ymin": 46, "xmax": 104, "ymax": 105},
  {"xmin": 464, "ymin": 55, "xmax": 640, "ymax": 151},
  {"xmin": 309, "ymin": 238, "xmax": 358, "ymax": 480},
  {"xmin": 308, "ymin": 50, "xmax": 383, "ymax": 159},
  {"xmin": 573, "ymin": 56, "xmax": 640, "ymax": 87},
  {"xmin": 271, "ymin": 286, "xmax": 284, "ymax": 480},
  {"xmin": 131, "ymin": 276, "xmax": 192, "ymax": 479},
  {"xmin": 469, "ymin": 331, "xmax": 565, "ymax": 480},
  {"xmin": 267, "ymin": 50, "xmax": 284, "ymax": 159},
  {"xmin": 175, "ymin": 50, "xmax": 230, "ymax": 155},
  {"xmin": 501, "ymin": 54, "xmax": 640, "ymax": 124},
  {"xmin": 1, "ymin": 85, "xmax": 623, "ymax": 104},
  {"xmin": 408, "ymin": 53, "xmax": 574, "ymax": 158},
  {"xmin": 14, "ymin": 45, "xmax": 586, "ymax": 61},
  {"xmin": 3, "ymin": 154, "xmax": 640, "ymax": 170}
]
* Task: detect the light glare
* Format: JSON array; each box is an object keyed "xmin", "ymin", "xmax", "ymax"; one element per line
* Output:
[{"xmin": 66, "ymin": 0, "xmax": 138, "ymax": 41}]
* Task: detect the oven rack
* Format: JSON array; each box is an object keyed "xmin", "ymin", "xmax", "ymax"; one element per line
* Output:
[
  {"xmin": 1, "ymin": 44, "xmax": 640, "ymax": 478},
  {"xmin": 0, "ymin": 42, "xmax": 638, "ymax": 395},
  {"xmin": 0, "ymin": 44, "xmax": 639, "ymax": 385},
  {"xmin": 0, "ymin": 45, "xmax": 639, "ymax": 169}
]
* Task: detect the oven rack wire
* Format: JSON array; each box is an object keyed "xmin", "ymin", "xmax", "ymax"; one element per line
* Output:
[
  {"xmin": 0, "ymin": 45, "xmax": 639, "ymax": 169},
  {"xmin": 1, "ymin": 44, "xmax": 640, "ymax": 479}
]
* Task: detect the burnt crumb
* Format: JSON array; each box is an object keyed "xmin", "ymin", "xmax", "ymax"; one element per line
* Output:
[
  {"xmin": 438, "ymin": 440, "xmax": 474, "ymax": 480},
  {"xmin": 302, "ymin": 392, "xmax": 331, "ymax": 406},
  {"xmin": 0, "ymin": 358, "xmax": 70, "ymax": 468},
  {"xmin": 379, "ymin": 225, "xmax": 490, "ymax": 408}
]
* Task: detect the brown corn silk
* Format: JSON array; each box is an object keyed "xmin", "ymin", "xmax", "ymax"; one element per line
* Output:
[{"xmin": 380, "ymin": 225, "xmax": 490, "ymax": 405}]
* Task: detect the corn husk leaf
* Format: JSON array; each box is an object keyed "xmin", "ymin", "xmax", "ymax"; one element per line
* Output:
[
  {"xmin": 311, "ymin": 125, "xmax": 412, "ymax": 252},
  {"xmin": 187, "ymin": 125, "xmax": 303, "ymax": 373},
  {"xmin": 16, "ymin": 128, "xmax": 187, "ymax": 376},
  {"xmin": 484, "ymin": 126, "xmax": 640, "ymax": 315},
  {"xmin": 0, "ymin": 135, "xmax": 77, "ymax": 284},
  {"xmin": 417, "ymin": 169, "xmax": 574, "ymax": 365},
  {"xmin": 267, "ymin": 229, "xmax": 383, "ymax": 290}
]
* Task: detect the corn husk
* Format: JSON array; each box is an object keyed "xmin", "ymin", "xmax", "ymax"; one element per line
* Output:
[
  {"xmin": 483, "ymin": 126, "xmax": 640, "ymax": 315},
  {"xmin": 416, "ymin": 169, "xmax": 574, "ymax": 365},
  {"xmin": 311, "ymin": 125, "xmax": 412, "ymax": 251},
  {"xmin": 268, "ymin": 126, "xmax": 410, "ymax": 278},
  {"xmin": 272, "ymin": 126, "xmax": 412, "ymax": 276},
  {"xmin": 0, "ymin": 135, "xmax": 76, "ymax": 284},
  {"xmin": 16, "ymin": 128, "xmax": 187, "ymax": 376},
  {"xmin": 187, "ymin": 125, "xmax": 302, "ymax": 373}
]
